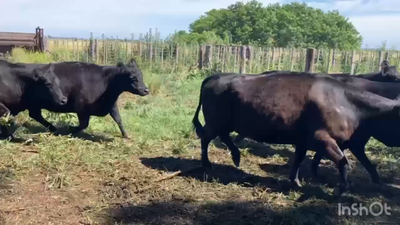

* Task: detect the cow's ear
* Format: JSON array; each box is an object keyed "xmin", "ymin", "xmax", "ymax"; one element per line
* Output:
[
  {"xmin": 32, "ymin": 69, "xmax": 41, "ymax": 81},
  {"xmin": 128, "ymin": 58, "xmax": 137, "ymax": 67},
  {"xmin": 48, "ymin": 62, "xmax": 55, "ymax": 70},
  {"xmin": 117, "ymin": 62, "xmax": 124, "ymax": 67}
]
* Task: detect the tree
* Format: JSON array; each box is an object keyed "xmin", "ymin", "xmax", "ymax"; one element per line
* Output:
[
  {"xmin": 189, "ymin": 1, "xmax": 362, "ymax": 49},
  {"xmin": 166, "ymin": 30, "xmax": 230, "ymax": 45}
]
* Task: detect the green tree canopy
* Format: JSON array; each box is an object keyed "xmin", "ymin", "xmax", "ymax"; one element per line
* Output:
[
  {"xmin": 188, "ymin": 1, "xmax": 362, "ymax": 49},
  {"xmin": 166, "ymin": 30, "xmax": 229, "ymax": 45}
]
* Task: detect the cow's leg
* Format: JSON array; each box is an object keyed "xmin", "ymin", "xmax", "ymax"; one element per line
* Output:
[
  {"xmin": 311, "ymin": 151, "xmax": 322, "ymax": 178},
  {"xmin": 311, "ymin": 151, "xmax": 325, "ymax": 178},
  {"xmin": 350, "ymin": 147, "xmax": 380, "ymax": 184},
  {"xmin": 219, "ymin": 134, "xmax": 241, "ymax": 167},
  {"xmin": 70, "ymin": 113, "xmax": 90, "ymax": 133},
  {"xmin": 0, "ymin": 104, "xmax": 12, "ymax": 139},
  {"xmin": 200, "ymin": 123, "xmax": 218, "ymax": 170},
  {"xmin": 289, "ymin": 144, "xmax": 307, "ymax": 187},
  {"xmin": 109, "ymin": 103, "xmax": 129, "ymax": 139},
  {"xmin": 28, "ymin": 109, "xmax": 57, "ymax": 132},
  {"xmin": 314, "ymin": 130, "xmax": 351, "ymax": 196}
]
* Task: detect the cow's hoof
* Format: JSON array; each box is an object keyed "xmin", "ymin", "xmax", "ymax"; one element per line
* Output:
[
  {"xmin": 333, "ymin": 187, "xmax": 343, "ymax": 197},
  {"xmin": 6, "ymin": 134, "xmax": 15, "ymax": 141},
  {"xmin": 333, "ymin": 184, "xmax": 349, "ymax": 197},
  {"xmin": 48, "ymin": 126, "xmax": 57, "ymax": 132},
  {"xmin": 69, "ymin": 126, "xmax": 82, "ymax": 134},
  {"xmin": 232, "ymin": 153, "xmax": 241, "ymax": 167},
  {"xmin": 123, "ymin": 135, "xmax": 130, "ymax": 140}
]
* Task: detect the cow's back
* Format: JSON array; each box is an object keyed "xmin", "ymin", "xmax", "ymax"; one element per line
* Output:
[
  {"xmin": 38, "ymin": 62, "xmax": 107, "ymax": 112},
  {"xmin": 201, "ymin": 73, "xmax": 319, "ymax": 143},
  {"xmin": 201, "ymin": 72, "xmax": 368, "ymax": 144}
]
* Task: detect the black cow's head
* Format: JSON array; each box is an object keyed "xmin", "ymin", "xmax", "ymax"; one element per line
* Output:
[
  {"xmin": 379, "ymin": 60, "xmax": 400, "ymax": 82},
  {"xmin": 32, "ymin": 63, "xmax": 67, "ymax": 105},
  {"xmin": 116, "ymin": 58, "xmax": 149, "ymax": 96},
  {"xmin": 381, "ymin": 60, "xmax": 390, "ymax": 71}
]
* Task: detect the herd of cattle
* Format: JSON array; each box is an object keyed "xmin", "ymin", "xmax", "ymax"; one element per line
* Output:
[{"xmin": 0, "ymin": 58, "xmax": 399, "ymax": 197}]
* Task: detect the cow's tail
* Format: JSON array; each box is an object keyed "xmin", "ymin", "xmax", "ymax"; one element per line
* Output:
[{"xmin": 192, "ymin": 89, "xmax": 205, "ymax": 139}]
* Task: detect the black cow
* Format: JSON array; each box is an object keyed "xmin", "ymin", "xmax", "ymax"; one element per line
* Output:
[
  {"xmin": 0, "ymin": 60, "xmax": 67, "ymax": 137},
  {"xmin": 330, "ymin": 60, "xmax": 400, "ymax": 82},
  {"xmin": 310, "ymin": 74, "xmax": 400, "ymax": 184},
  {"xmin": 192, "ymin": 72, "xmax": 400, "ymax": 196},
  {"xmin": 363, "ymin": 60, "xmax": 400, "ymax": 82},
  {"xmin": 21, "ymin": 59, "xmax": 149, "ymax": 138}
]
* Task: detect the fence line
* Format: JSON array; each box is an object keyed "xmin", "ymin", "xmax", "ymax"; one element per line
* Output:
[{"xmin": 46, "ymin": 38, "xmax": 395, "ymax": 75}]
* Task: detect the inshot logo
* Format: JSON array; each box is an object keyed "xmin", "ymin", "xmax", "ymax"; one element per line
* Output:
[{"xmin": 338, "ymin": 202, "xmax": 391, "ymax": 216}]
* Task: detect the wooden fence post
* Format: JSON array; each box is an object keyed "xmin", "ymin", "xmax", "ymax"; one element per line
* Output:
[
  {"xmin": 95, "ymin": 39, "xmax": 99, "ymax": 64},
  {"xmin": 305, "ymin": 48, "xmax": 315, "ymax": 73},
  {"xmin": 258, "ymin": 47, "xmax": 263, "ymax": 71},
  {"xmin": 385, "ymin": 52, "xmax": 390, "ymax": 62},
  {"xmin": 160, "ymin": 41, "xmax": 164, "ymax": 69},
  {"xmin": 138, "ymin": 41, "xmax": 142, "ymax": 59},
  {"xmin": 350, "ymin": 50, "xmax": 356, "ymax": 75},
  {"xmin": 125, "ymin": 39, "xmax": 128, "ymax": 61},
  {"xmin": 271, "ymin": 48, "xmax": 276, "ymax": 69},
  {"xmin": 221, "ymin": 45, "xmax": 226, "ymax": 72},
  {"xmin": 39, "ymin": 28, "xmax": 45, "ymax": 52},
  {"xmin": 225, "ymin": 45, "xmax": 229, "ymax": 72},
  {"xmin": 266, "ymin": 48, "xmax": 271, "ymax": 70},
  {"xmin": 175, "ymin": 44, "xmax": 179, "ymax": 65},
  {"xmin": 305, "ymin": 48, "xmax": 316, "ymax": 73},
  {"xmin": 198, "ymin": 45, "xmax": 205, "ymax": 70},
  {"xmin": 232, "ymin": 46, "xmax": 237, "ymax": 72},
  {"xmin": 239, "ymin": 46, "xmax": 246, "ymax": 74},
  {"xmin": 289, "ymin": 48, "xmax": 294, "ymax": 71},
  {"xmin": 247, "ymin": 46, "xmax": 253, "ymax": 73},
  {"xmin": 378, "ymin": 51, "xmax": 384, "ymax": 71},
  {"xmin": 72, "ymin": 39, "xmax": 76, "ymax": 60},
  {"xmin": 277, "ymin": 48, "xmax": 282, "ymax": 70},
  {"xmin": 327, "ymin": 49, "xmax": 332, "ymax": 73},
  {"xmin": 204, "ymin": 45, "xmax": 213, "ymax": 68},
  {"xmin": 89, "ymin": 33, "xmax": 95, "ymax": 62},
  {"xmin": 148, "ymin": 42, "xmax": 153, "ymax": 62}
]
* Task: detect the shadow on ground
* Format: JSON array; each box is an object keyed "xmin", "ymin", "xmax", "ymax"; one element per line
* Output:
[
  {"xmin": 214, "ymin": 137, "xmax": 295, "ymax": 158},
  {"xmin": 140, "ymin": 156, "xmax": 400, "ymax": 202},
  {"xmin": 140, "ymin": 157, "xmax": 337, "ymax": 202},
  {"xmin": 212, "ymin": 136, "xmax": 338, "ymax": 186},
  {"xmin": 100, "ymin": 199, "xmax": 400, "ymax": 225},
  {"xmin": 213, "ymin": 136, "xmax": 400, "ymax": 200},
  {"xmin": 22, "ymin": 123, "xmax": 114, "ymax": 143},
  {"xmin": 258, "ymin": 158, "xmax": 400, "ymax": 201}
]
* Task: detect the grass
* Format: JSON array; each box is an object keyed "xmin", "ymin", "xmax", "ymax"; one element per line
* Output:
[{"xmin": 0, "ymin": 50, "xmax": 400, "ymax": 224}]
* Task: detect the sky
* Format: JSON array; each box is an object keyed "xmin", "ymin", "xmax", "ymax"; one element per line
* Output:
[{"xmin": 0, "ymin": 0, "xmax": 399, "ymax": 49}]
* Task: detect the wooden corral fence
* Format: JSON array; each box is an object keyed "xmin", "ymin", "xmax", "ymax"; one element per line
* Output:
[
  {"xmin": 0, "ymin": 27, "xmax": 46, "ymax": 55},
  {"xmin": 46, "ymin": 37, "xmax": 396, "ymax": 75}
]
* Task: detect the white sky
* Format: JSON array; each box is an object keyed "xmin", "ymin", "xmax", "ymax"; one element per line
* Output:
[{"xmin": 0, "ymin": 0, "xmax": 398, "ymax": 49}]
